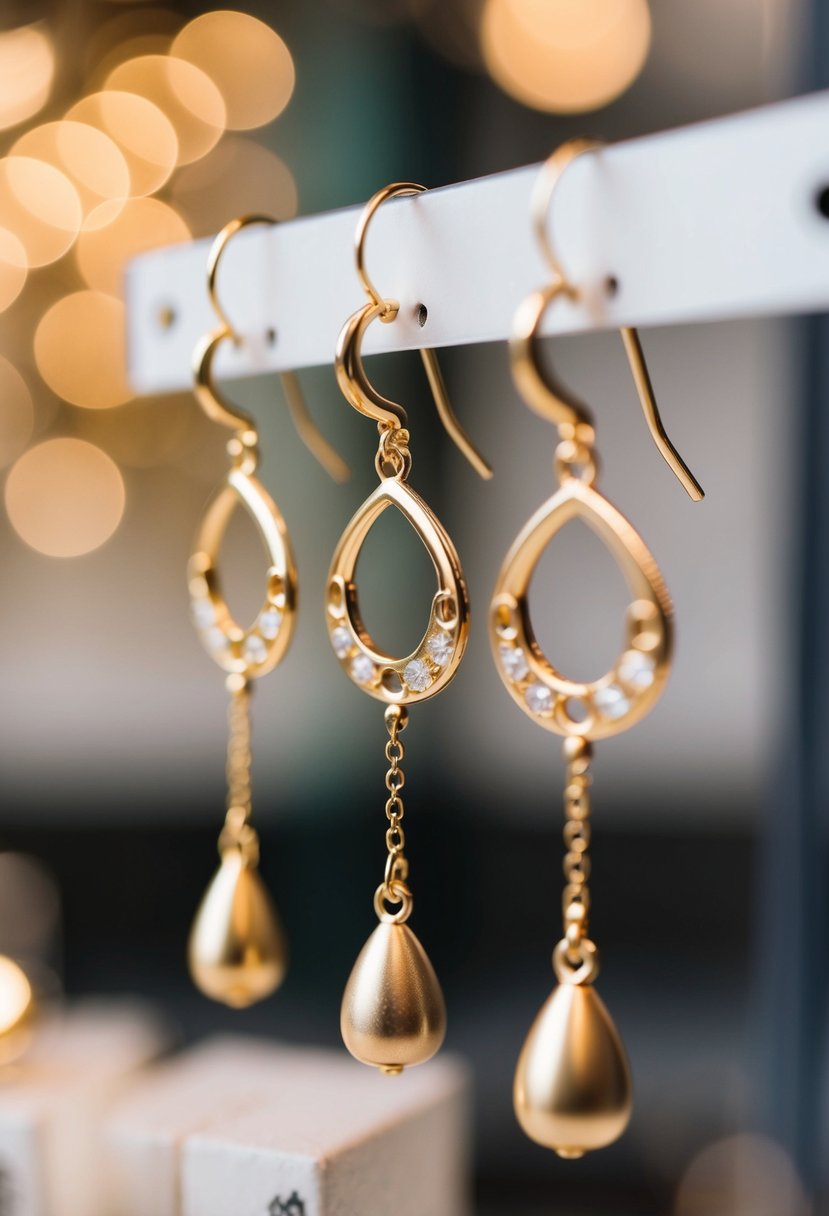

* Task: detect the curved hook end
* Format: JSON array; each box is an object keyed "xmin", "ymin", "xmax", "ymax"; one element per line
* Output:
[
  {"xmin": 620, "ymin": 328, "xmax": 704, "ymax": 502},
  {"xmin": 419, "ymin": 349, "xmax": 492, "ymax": 480}
]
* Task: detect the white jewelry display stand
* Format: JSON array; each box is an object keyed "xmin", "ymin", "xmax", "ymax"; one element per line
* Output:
[
  {"xmin": 0, "ymin": 1003, "xmax": 167, "ymax": 1216},
  {"xmin": 126, "ymin": 90, "xmax": 829, "ymax": 395},
  {"xmin": 105, "ymin": 1036, "xmax": 470, "ymax": 1216}
]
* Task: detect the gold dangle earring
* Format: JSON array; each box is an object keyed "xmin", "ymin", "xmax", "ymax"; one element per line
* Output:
[
  {"xmin": 187, "ymin": 216, "xmax": 349, "ymax": 1008},
  {"xmin": 327, "ymin": 183, "xmax": 492, "ymax": 1074},
  {"xmin": 491, "ymin": 142, "xmax": 704, "ymax": 1157}
]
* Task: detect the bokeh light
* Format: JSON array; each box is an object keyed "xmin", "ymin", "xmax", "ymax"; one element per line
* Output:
[
  {"xmin": 171, "ymin": 136, "xmax": 297, "ymax": 235},
  {"xmin": 104, "ymin": 54, "xmax": 226, "ymax": 165},
  {"xmin": 85, "ymin": 6, "xmax": 182, "ymax": 84},
  {"xmin": 674, "ymin": 1134, "xmax": 809, "ymax": 1216},
  {"xmin": 0, "ymin": 228, "xmax": 28, "ymax": 312},
  {"xmin": 35, "ymin": 292, "xmax": 132, "ymax": 409},
  {"xmin": 0, "ymin": 957, "xmax": 32, "ymax": 1037},
  {"xmin": 481, "ymin": 0, "xmax": 651, "ymax": 114},
  {"xmin": 66, "ymin": 92, "xmax": 179, "ymax": 197},
  {"xmin": 0, "ymin": 24, "xmax": 55, "ymax": 131},
  {"xmin": 0, "ymin": 157, "xmax": 82, "ymax": 267},
  {"xmin": 5, "ymin": 438, "xmax": 126, "ymax": 558},
  {"xmin": 76, "ymin": 197, "xmax": 191, "ymax": 296},
  {"xmin": 0, "ymin": 357, "xmax": 34, "ymax": 467},
  {"xmin": 172, "ymin": 11, "xmax": 295, "ymax": 130},
  {"xmin": 11, "ymin": 121, "xmax": 131, "ymax": 221}
]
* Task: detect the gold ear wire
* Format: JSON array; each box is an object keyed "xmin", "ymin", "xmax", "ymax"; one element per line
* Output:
[
  {"xmin": 512, "ymin": 140, "xmax": 703, "ymax": 502},
  {"xmin": 337, "ymin": 182, "xmax": 492, "ymax": 480},
  {"xmin": 196, "ymin": 214, "xmax": 350, "ymax": 483}
]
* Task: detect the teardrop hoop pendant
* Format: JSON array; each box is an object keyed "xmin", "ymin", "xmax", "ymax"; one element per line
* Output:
[
  {"xmin": 494, "ymin": 142, "xmax": 704, "ymax": 1159},
  {"xmin": 326, "ymin": 474, "xmax": 469, "ymax": 705}
]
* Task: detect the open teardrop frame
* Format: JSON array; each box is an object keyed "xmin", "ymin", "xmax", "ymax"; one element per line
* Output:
[
  {"xmin": 326, "ymin": 477, "xmax": 469, "ymax": 704},
  {"xmin": 491, "ymin": 477, "xmax": 673, "ymax": 740},
  {"xmin": 188, "ymin": 468, "xmax": 297, "ymax": 678}
]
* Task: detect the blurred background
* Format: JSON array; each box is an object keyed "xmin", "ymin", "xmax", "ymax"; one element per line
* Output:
[{"xmin": 0, "ymin": 0, "xmax": 827, "ymax": 1212}]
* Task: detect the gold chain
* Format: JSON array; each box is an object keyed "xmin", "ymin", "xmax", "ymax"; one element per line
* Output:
[
  {"xmin": 382, "ymin": 704, "xmax": 410, "ymax": 904},
  {"xmin": 219, "ymin": 673, "xmax": 259, "ymax": 864},
  {"xmin": 561, "ymin": 736, "xmax": 592, "ymax": 962}
]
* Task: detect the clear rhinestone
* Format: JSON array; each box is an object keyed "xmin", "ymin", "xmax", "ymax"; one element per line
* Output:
[
  {"xmin": 206, "ymin": 626, "xmax": 228, "ymax": 653},
  {"xmin": 525, "ymin": 683, "xmax": 552, "ymax": 714},
  {"xmin": 331, "ymin": 625, "xmax": 352, "ymax": 659},
  {"xmin": 500, "ymin": 644, "xmax": 529, "ymax": 681},
  {"xmin": 594, "ymin": 684, "xmax": 631, "ymax": 720},
  {"xmin": 427, "ymin": 633, "xmax": 453, "ymax": 666},
  {"xmin": 403, "ymin": 658, "xmax": 431, "ymax": 692},
  {"xmin": 243, "ymin": 634, "xmax": 268, "ymax": 666},
  {"xmin": 618, "ymin": 650, "xmax": 655, "ymax": 691},
  {"xmin": 258, "ymin": 609, "xmax": 282, "ymax": 640},
  {"xmin": 192, "ymin": 599, "xmax": 215, "ymax": 629},
  {"xmin": 350, "ymin": 654, "xmax": 376, "ymax": 685}
]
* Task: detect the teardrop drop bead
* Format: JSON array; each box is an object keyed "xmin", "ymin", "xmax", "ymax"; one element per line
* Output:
[
  {"xmin": 188, "ymin": 849, "xmax": 287, "ymax": 1009},
  {"xmin": 514, "ymin": 982, "xmax": 632, "ymax": 1157},
  {"xmin": 341, "ymin": 922, "xmax": 446, "ymax": 1074}
]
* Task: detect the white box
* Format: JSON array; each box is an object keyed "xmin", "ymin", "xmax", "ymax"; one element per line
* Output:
[
  {"xmin": 104, "ymin": 1037, "xmax": 311, "ymax": 1216},
  {"xmin": 181, "ymin": 1046, "xmax": 471, "ymax": 1216},
  {"xmin": 0, "ymin": 1001, "xmax": 168, "ymax": 1216}
]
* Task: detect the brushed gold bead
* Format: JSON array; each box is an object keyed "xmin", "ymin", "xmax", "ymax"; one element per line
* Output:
[
  {"xmin": 341, "ymin": 921, "xmax": 446, "ymax": 1074},
  {"xmin": 514, "ymin": 980, "xmax": 631, "ymax": 1158},
  {"xmin": 188, "ymin": 849, "xmax": 287, "ymax": 1009}
]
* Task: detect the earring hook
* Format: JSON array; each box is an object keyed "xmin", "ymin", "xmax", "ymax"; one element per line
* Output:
[
  {"xmin": 512, "ymin": 140, "xmax": 703, "ymax": 502},
  {"xmin": 194, "ymin": 214, "xmax": 350, "ymax": 483},
  {"xmin": 337, "ymin": 182, "xmax": 492, "ymax": 480}
]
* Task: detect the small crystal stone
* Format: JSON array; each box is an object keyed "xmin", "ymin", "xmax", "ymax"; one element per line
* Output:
[
  {"xmin": 192, "ymin": 599, "xmax": 215, "ymax": 629},
  {"xmin": 427, "ymin": 633, "xmax": 453, "ymax": 666},
  {"xmin": 331, "ymin": 625, "xmax": 352, "ymax": 659},
  {"xmin": 594, "ymin": 684, "xmax": 631, "ymax": 720},
  {"xmin": 618, "ymin": 650, "xmax": 655, "ymax": 691},
  {"xmin": 500, "ymin": 644, "xmax": 529, "ymax": 681},
  {"xmin": 258, "ymin": 609, "xmax": 282, "ymax": 640},
  {"xmin": 525, "ymin": 682, "xmax": 552, "ymax": 714},
  {"xmin": 206, "ymin": 626, "xmax": 227, "ymax": 653},
  {"xmin": 403, "ymin": 658, "xmax": 431, "ymax": 692},
  {"xmin": 243, "ymin": 634, "xmax": 268, "ymax": 666},
  {"xmin": 350, "ymin": 654, "xmax": 376, "ymax": 685}
]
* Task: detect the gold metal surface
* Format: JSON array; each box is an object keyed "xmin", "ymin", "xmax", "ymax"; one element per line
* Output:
[
  {"xmin": 491, "ymin": 473, "xmax": 672, "ymax": 739},
  {"xmin": 344, "ymin": 181, "xmax": 492, "ymax": 478},
  {"xmin": 515, "ymin": 140, "xmax": 704, "ymax": 501},
  {"xmin": 188, "ymin": 846, "xmax": 287, "ymax": 1009},
  {"xmin": 494, "ymin": 142, "xmax": 700, "ymax": 1156},
  {"xmin": 189, "ymin": 464, "xmax": 297, "ymax": 677},
  {"xmin": 199, "ymin": 212, "xmax": 350, "ymax": 480},
  {"xmin": 340, "ymin": 921, "xmax": 446, "ymax": 1074},
  {"xmin": 188, "ymin": 214, "xmax": 345, "ymax": 1007},
  {"xmin": 354, "ymin": 181, "xmax": 426, "ymax": 311},
  {"xmin": 514, "ymin": 979, "xmax": 632, "ymax": 1158},
  {"xmin": 331, "ymin": 188, "xmax": 479, "ymax": 1069},
  {"xmin": 327, "ymin": 474, "xmax": 469, "ymax": 705},
  {"xmin": 328, "ymin": 181, "xmax": 490, "ymax": 704}
]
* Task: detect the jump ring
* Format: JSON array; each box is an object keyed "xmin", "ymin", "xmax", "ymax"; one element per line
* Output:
[
  {"xmin": 374, "ymin": 879, "xmax": 413, "ymax": 924},
  {"xmin": 552, "ymin": 936, "xmax": 600, "ymax": 986}
]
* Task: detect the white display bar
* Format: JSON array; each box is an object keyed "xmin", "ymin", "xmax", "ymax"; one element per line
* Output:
[{"xmin": 126, "ymin": 90, "xmax": 829, "ymax": 395}]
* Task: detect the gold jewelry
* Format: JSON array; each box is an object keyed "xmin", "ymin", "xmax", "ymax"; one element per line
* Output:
[
  {"xmin": 492, "ymin": 143, "xmax": 704, "ymax": 1156},
  {"xmin": 329, "ymin": 183, "xmax": 491, "ymax": 1073},
  {"xmin": 187, "ymin": 215, "xmax": 348, "ymax": 1009}
]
